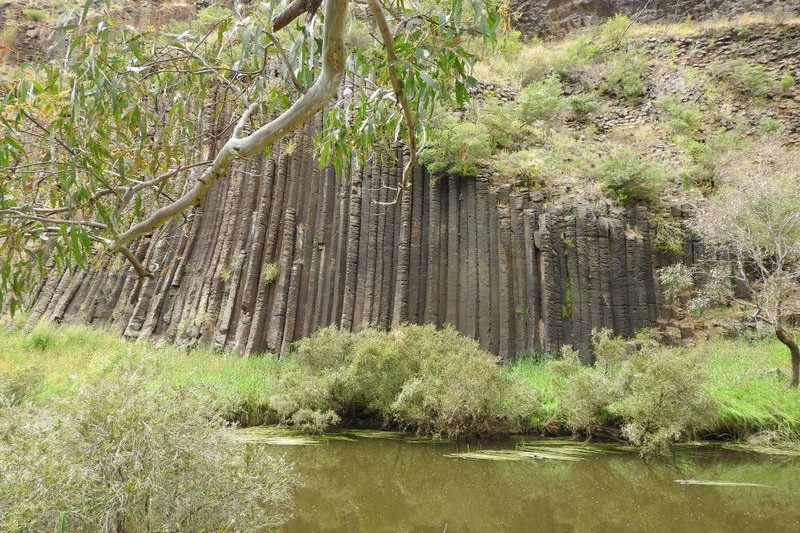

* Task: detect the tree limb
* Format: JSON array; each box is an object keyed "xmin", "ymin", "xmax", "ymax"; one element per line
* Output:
[
  {"xmin": 367, "ymin": 0, "xmax": 418, "ymax": 206},
  {"xmin": 112, "ymin": 0, "xmax": 348, "ymax": 252},
  {"xmin": 272, "ymin": 0, "xmax": 324, "ymax": 32}
]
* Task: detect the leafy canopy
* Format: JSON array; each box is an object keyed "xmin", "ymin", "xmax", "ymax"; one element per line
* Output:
[{"xmin": 0, "ymin": 0, "xmax": 503, "ymax": 312}]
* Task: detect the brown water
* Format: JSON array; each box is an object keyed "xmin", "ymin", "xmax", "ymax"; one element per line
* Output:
[{"xmin": 263, "ymin": 432, "xmax": 800, "ymax": 533}]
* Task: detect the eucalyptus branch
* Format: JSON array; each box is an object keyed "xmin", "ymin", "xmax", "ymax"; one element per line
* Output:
[
  {"xmin": 266, "ymin": 30, "xmax": 307, "ymax": 93},
  {"xmin": 272, "ymin": 0, "xmax": 323, "ymax": 32},
  {"xmin": 0, "ymin": 210, "xmax": 108, "ymax": 230},
  {"xmin": 233, "ymin": 102, "xmax": 260, "ymax": 138},
  {"xmin": 20, "ymin": 111, "xmax": 77, "ymax": 157},
  {"xmin": 114, "ymin": 242, "xmax": 153, "ymax": 280},
  {"xmin": 367, "ymin": 0, "xmax": 417, "ymax": 206},
  {"xmin": 112, "ymin": 0, "xmax": 348, "ymax": 252}
]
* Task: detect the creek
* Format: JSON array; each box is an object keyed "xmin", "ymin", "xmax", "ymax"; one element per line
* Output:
[{"xmin": 236, "ymin": 429, "xmax": 800, "ymax": 532}]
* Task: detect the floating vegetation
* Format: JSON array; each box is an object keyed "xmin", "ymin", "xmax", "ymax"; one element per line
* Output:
[
  {"xmin": 230, "ymin": 426, "xmax": 323, "ymax": 446},
  {"xmin": 230, "ymin": 427, "xmax": 423, "ymax": 445},
  {"xmin": 722, "ymin": 444, "xmax": 800, "ymax": 457},
  {"xmin": 445, "ymin": 450, "xmax": 529, "ymax": 462},
  {"xmin": 330, "ymin": 429, "xmax": 409, "ymax": 440},
  {"xmin": 446, "ymin": 442, "xmax": 628, "ymax": 462},
  {"xmin": 518, "ymin": 442, "xmax": 630, "ymax": 456},
  {"xmin": 674, "ymin": 479, "xmax": 774, "ymax": 488}
]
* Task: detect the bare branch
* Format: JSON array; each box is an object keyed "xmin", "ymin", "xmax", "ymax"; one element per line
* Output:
[
  {"xmin": 116, "ymin": 244, "xmax": 153, "ymax": 280},
  {"xmin": 0, "ymin": 210, "xmax": 108, "ymax": 230},
  {"xmin": 272, "ymin": 0, "xmax": 323, "ymax": 32}
]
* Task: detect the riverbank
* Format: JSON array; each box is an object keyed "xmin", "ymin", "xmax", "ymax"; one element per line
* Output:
[{"xmin": 2, "ymin": 322, "xmax": 798, "ymax": 453}]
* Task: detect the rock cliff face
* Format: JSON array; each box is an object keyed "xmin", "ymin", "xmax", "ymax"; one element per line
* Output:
[
  {"xmin": 509, "ymin": 0, "xmax": 800, "ymax": 37},
  {"xmin": 11, "ymin": 3, "xmax": 797, "ymax": 358},
  {"xmin": 27, "ymin": 114, "xmax": 688, "ymax": 359}
]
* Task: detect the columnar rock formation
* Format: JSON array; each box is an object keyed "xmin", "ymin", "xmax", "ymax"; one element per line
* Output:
[{"xmin": 27, "ymin": 116, "xmax": 688, "ymax": 359}]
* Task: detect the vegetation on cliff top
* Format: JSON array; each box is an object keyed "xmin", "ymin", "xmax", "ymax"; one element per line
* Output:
[{"xmin": 423, "ymin": 14, "xmax": 799, "ymax": 205}]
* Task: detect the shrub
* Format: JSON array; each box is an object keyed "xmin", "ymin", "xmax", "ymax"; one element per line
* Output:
[
  {"xmin": 477, "ymin": 98, "xmax": 534, "ymax": 151},
  {"xmin": 0, "ymin": 366, "xmax": 296, "ymax": 532},
  {"xmin": 616, "ymin": 346, "xmax": 713, "ymax": 456},
  {"xmin": 599, "ymin": 52, "xmax": 647, "ymax": 101},
  {"xmin": 549, "ymin": 330, "xmax": 713, "ymax": 455},
  {"xmin": 22, "ymin": 9, "xmax": 47, "ymax": 22},
  {"xmin": 652, "ymin": 216, "xmax": 686, "ymax": 256},
  {"xmin": 548, "ymin": 339, "xmax": 625, "ymax": 435},
  {"xmin": 550, "ymin": 37, "xmax": 604, "ymax": 82},
  {"xmin": 657, "ymin": 263, "xmax": 695, "ymax": 302},
  {"xmin": 518, "ymin": 75, "xmax": 569, "ymax": 123},
  {"xmin": 709, "ymin": 59, "xmax": 781, "ymax": 99},
  {"xmin": 490, "ymin": 150, "xmax": 542, "ymax": 187},
  {"xmin": 655, "ymin": 97, "xmax": 703, "ymax": 136},
  {"xmin": 262, "ymin": 261, "xmax": 280, "ymax": 283},
  {"xmin": 274, "ymin": 325, "xmax": 538, "ymax": 437},
  {"xmin": 421, "ymin": 117, "xmax": 494, "ymax": 176},
  {"xmin": 592, "ymin": 149, "xmax": 668, "ymax": 206},
  {"xmin": 568, "ymin": 92, "xmax": 600, "ymax": 119},
  {"xmin": 596, "ymin": 14, "xmax": 633, "ymax": 50},
  {"xmin": 758, "ymin": 117, "xmax": 783, "ymax": 133},
  {"xmin": 27, "ymin": 325, "xmax": 55, "ymax": 351}
]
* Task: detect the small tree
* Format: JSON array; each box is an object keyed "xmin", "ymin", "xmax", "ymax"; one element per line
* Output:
[{"xmin": 691, "ymin": 149, "xmax": 800, "ymax": 387}]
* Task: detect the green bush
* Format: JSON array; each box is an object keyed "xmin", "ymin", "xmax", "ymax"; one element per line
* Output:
[
  {"xmin": 592, "ymin": 149, "xmax": 668, "ymax": 206},
  {"xmin": 652, "ymin": 216, "xmax": 687, "ymax": 256},
  {"xmin": 420, "ymin": 117, "xmax": 494, "ymax": 176},
  {"xmin": 27, "ymin": 324, "xmax": 55, "ymax": 351},
  {"xmin": 490, "ymin": 149, "xmax": 543, "ymax": 187},
  {"xmin": 548, "ymin": 339, "xmax": 625, "ymax": 435},
  {"xmin": 518, "ymin": 75, "xmax": 569, "ymax": 123},
  {"xmin": 568, "ymin": 92, "xmax": 600, "ymax": 120},
  {"xmin": 477, "ymin": 98, "xmax": 535, "ymax": 151},
  {"xmin": 758, "ymin": 117, "xmax": 783, "ymax": 133},
  {"xmin": 22, "ymin": 9, "xmax": 47, "ymax": 22},
  {"xmin": 616, "ymin": 347, "xmax": 713, "ymax": 456},
  {"xmin": 599, "ymin": 52, "xmax": 647, "ymax": 101},
  {"xmin": 596, "ymin": 14, "xmax": 633, "ymax": 50},
  {"xmin": 273, "ymin": 325, "xmax": 538, "ymax": 437},
  {"xmin": 550, "ymin": 38, "xmax": 604, "ymax": 82},
  {"xmin": 0, "ymin": 366, "xmax": 296, "ymax": 532},
  {"xmin": 655, "ymin": 97, "xmax": 703, "ymax": 136},
  {"xmin": 549, "ymin": 330, "xmax": 713, "ymax": 455},
  {"xmin": 709, "ymin": 59, "xmax": 782, "ymax": 99}
]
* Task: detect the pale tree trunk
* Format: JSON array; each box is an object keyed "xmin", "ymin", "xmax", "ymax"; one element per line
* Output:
[{"xmin": 776, "ymin": 324, "xmax": 800, "ymax": 388}]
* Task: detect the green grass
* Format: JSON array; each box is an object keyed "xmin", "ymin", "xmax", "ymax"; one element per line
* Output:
[
  {"xmin": 0, "ymin": 323, "xmax": 284, "ymax": 423},
  {"xmin": 3, "ymin": 323, "xmax": 799, "ymax": 446},
  {"xmin": 508, "ymin": 335, "xmax": 800, "ymax": 442},
  {"xmin": 693, "ymin": 336, "xmax": 800, "ymax": 436},
  {"xmin": 505, "ymin": 357, "xmax": 566, "ymax": 427}
]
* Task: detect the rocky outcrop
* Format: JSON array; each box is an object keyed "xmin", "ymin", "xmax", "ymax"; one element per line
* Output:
[
  {"xmin": 26, "ymin": 113, "xmax": 689, "ymax": 360},
  {"xmin": 510, "ymin": 0, "xmax": 800, "ymax": 38}
]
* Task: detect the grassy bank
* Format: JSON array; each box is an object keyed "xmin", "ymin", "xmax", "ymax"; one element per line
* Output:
[
  {"xmin": 0, "ymin": 322, "xmax": 296, "ymax": 533},
  {"xmin": 2, "ymin": 322, "xmax": 799, "ymax": 450},
  {"xmin": 511, "ymin": 335, "xmax": 800, "ymax": 446}
]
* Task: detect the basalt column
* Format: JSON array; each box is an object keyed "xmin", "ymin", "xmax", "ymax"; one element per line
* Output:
[{"xmin": 28, "ymin": 127, "xmax": 682, "ymax": 359}]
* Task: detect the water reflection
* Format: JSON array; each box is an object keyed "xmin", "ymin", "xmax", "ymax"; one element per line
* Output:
[{"xmin": 263, "ymin": 433, "xmax": 800, "ymax": 532}]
